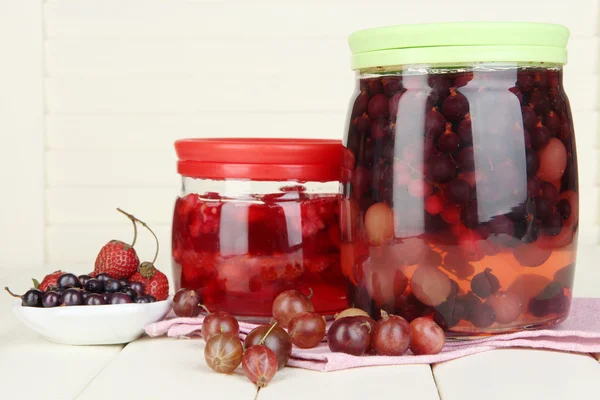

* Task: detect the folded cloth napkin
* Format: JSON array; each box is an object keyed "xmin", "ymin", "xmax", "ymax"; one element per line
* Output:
[{"xmin": 145, "ymin": 297, "xmax": 600, "ymax": 372}]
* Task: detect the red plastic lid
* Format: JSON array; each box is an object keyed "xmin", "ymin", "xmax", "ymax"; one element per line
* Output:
[{"xmin": 175, "ymin": 138, "xmax": 344, "ymax": 182}]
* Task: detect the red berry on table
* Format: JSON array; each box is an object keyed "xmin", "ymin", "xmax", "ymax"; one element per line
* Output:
[
  {"xmin": 204, "ymin": 333, "xmax": 243, "ymax": 374},
  {"xmin": 327, "ymin": 315, "xmax": 373, "ymax": 356},
  {"xmin": 409, "ymin": 317, "xmax": 446, "ymax": 355},
  {"xmin": 244, "ymin": 324, "xmax": 292, "ymax": 370},
  {"xmin": 201, "ymin": 310, "xmax": 240, "ymax": 342},
  {"xmin": 130, "ymin": 263, "xmax": 169, "ymax": 301},
  {"xmin": 172, "ymin": 288, "xmax": 203, "ymax": 318},
  {"xmin": 242, "ymin": 345, "xmax": 278, "ymax": 389},
  {"xmin": 372, "ymin": 310, "xmax": 411, "ymax": 356},
  {"xmin": 34, "ymin": 270, "xmax": 64, "ymax": 292},
  {"xmin": 94, "ymin": 209, "xmax": 140, "ymax": 279},
  {"xmin": 288, "ymin": 312, "xmax": 326, "ymax": 349},
  {"xmin": 272, "ymin": 289, "xmax": 314, "ymax": 328}
]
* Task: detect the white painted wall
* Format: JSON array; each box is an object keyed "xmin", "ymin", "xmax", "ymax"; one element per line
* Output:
[{"xmin": 0, "ymin": 0, "xmax": 599, "ymax": 293}]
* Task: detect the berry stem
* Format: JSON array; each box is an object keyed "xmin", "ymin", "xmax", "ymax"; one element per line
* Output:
[
  {"xmin": 258, "ymin": 321, "xmax": 278, "ymax": 345},
  {"xmin": 116, "ymin": 208, "xmax": 138, "ymax": 247},
  {"xmin": 4, "ymin": 287, "xmax": 21, "ymax": 298},
  {"xmin": 117, "ymin": 208, "xmax": 159, "ymax": 264},
  {"xmin": 253, "ymin": 387, "xmax": 261, "ymax": 400},
  {"xmin": 307, "ymin": 288, "xmax": 314, "ymax": 300},
  {"xmin": 199, "ymin": 304, "xmax": 211, "ymax": 315},
  {"xmin": 380, "ymin": 309, "xmax": 390, "ymax": 320},
  {"xmin": 360, "ymin": 321, "xmax": 372, "ymax": 333}
]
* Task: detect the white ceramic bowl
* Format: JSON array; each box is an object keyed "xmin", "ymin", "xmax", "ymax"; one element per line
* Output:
[{"xmin": 12, "ymin": 298, "xmax": 172, "ymax": 345}]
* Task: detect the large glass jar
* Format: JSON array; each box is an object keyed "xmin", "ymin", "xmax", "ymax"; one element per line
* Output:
[
  {"xmin": 172, "ymin": 139, "xmax": 346, "ymax": 320},
  {"xmin": 341, "ymin": 23, "xmax": 578, "ymax": 335}
]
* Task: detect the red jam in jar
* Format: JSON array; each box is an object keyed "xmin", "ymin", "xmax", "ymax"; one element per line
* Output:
[{"xmin": 172, "ymin": 139, "xmax": 346, "ymax": 320}]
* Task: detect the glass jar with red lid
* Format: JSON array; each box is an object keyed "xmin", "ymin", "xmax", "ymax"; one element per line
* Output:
[
  {"xmin": 341, "ymin": 23, "xmax": 578, "ymax": 335},
  {"xmin": 172, "ymin": 138, "xmax": 347, "ymax": 320}
]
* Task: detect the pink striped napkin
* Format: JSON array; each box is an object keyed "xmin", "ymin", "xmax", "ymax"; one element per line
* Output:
[{"xmin": 145, "ymin": 297, "xmax": 600, "ymax": 372}]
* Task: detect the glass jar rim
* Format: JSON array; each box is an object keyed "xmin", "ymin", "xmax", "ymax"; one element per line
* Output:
[
  {"xmin": 175, "ymin": 138, "xmax": 344, "ymax": 182},
  {"xmin": 348, "ymin": 22, "xmax": 570, "ymax": 70}
]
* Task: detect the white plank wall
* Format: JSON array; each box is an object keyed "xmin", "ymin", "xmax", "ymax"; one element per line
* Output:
[
  {"xmin": 0, "ymin": 2, "xmax": 45, "ymax": 265},
  {"xmin": 3, "ymin": 1, "xmax": 600, "ymax": 291}
]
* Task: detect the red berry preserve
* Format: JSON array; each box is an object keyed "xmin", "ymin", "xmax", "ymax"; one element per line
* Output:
[
  {"xmin": 173, "ymin": 139, "xmax": 346, "ymax": 320},
  {"xmin": 342, "ymin": 23, "xmax": 578, "ymax": 335}
]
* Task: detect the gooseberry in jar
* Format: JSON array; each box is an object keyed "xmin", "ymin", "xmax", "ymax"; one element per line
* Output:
[
  {"xmin": 442, "ymin": 88, "xmax": 469, "ymax": 120},
  {"xmin": 288, "ymin": 312, "xmax": 326, "ymax": 349},
  {"xmin": 470, "ymin": 268, "xmax": 500, "ymax": 299},
  {"xmin": 485, "ymin": 291, "xmax": 523, "ymax": 324},
  {"xmin": 410, "ymin": 266, "xmax": 452, "ymax": 307},
  {"xmin": 364, "ymin": 202, "xmax": 395, "ymax": 245},
  {"xmin": 513, "ymin": 243, "xmax": 552, "ymax": 267},
  {"xmin": 272, "ymin": 289, "xmax": 314, "ymax": 328},
  {"xmin": 537, "ymin": 138, "xmax": 567, "ymax": 182},
  {"xmin": 204, "ymin": 333, "xmax": 243, "ymax": 374}
]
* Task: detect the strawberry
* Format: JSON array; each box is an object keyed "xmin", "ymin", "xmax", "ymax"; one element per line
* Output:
[
  {"xmin": 33, "ymin": 270, "xmax": 64, "ymax": 292},
  {"xmin": 94, "ymin": 209, "xmax": 140, "ymax": 279},
  {"xmin": 94, "ymin": 240, "xmax": 140, "ymax": 279},
  {"xmin": 130, "ymin": 262, "xmax": 169, "ymax": 301}
]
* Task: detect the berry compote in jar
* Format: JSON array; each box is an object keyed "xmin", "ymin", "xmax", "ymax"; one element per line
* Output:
[
  {"xmin": 341, "ymin": 23, "xmax": 578, "ymax": 335},
  {"xmin": 173, "ymin": 139, "xmax": 346, "ymax": 320}
]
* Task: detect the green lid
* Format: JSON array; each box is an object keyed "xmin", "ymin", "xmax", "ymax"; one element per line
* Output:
[{"xmin": 349, "ymin": 22, "xmax": 570, "ymax": 70}]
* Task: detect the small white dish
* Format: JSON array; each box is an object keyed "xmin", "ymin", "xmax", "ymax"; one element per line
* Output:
[{"xmin": 12, "ymin": 298, "xmax": 172, "ymax": 345}]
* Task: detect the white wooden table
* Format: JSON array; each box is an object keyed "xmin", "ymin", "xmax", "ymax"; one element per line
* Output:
[{"xmin": 2, "ymin": 253, "xmax": 600, "ymax": 400}]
